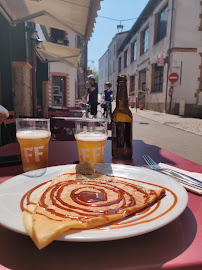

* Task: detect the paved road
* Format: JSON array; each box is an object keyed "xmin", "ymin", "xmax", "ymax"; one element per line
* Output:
[
  {"xmin": 103, "ymin": 102, "xmax": 201, "ymax": 165},
  {"xmin": 132, "ymin": 109, "xmax": 202, "ymax": 136},
  {"xmin": 133, "ymin": 113, "xmax": 202, "ymax": 165}
]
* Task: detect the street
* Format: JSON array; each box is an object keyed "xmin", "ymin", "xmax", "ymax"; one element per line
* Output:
[{"xmin": 132, "ymin": 110, "xmax": 202, "ymax": 165}]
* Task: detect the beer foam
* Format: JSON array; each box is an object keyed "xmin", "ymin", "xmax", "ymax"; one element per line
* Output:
[
  {"xmin": 75, "ymin": 132, "xmax": 107, "ymax": 141},
  {"xmin": 17, "ymin": 130, "xmax": 51, "ymax": 139}
]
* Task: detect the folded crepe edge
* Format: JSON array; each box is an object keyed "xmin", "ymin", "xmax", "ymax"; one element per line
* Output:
[{"xmin": 32, "ymin": 188, "xmax": 165, "ymax": 249}]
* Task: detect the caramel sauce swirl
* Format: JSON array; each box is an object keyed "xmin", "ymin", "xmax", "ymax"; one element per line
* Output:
[
  {"xmin": 20, "ymin": 172, "xmax": 176, "ymax": 229},
  {"xmin": 20, "ymin": 173, "xmax": 154, "ymax": 223}
]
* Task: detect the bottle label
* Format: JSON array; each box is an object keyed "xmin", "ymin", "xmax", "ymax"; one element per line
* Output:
[{"xmin": 112, "ymin": 122, "xmax": 132, "ymax": 148}]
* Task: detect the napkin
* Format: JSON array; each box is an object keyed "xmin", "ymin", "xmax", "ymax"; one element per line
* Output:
[{"xmin": 159, "ymin": 163, "xmax": 202, "ymax": 195}]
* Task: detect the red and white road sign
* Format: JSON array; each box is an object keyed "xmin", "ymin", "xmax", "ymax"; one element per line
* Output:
[
  {"xmin": 169, "ymin": 87, "xmax": 173, "ymax": 97},
  {"xmin": 169, "ymin": 73, "xmax": 179, "ymax": 83}
]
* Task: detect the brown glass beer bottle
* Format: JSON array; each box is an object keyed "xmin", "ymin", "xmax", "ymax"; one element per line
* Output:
[{"xmin": 112, "ymin": 75, "xmax": 133, "ymax": 159}]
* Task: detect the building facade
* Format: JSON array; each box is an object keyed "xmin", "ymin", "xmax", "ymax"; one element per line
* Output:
[
  {"xmin": 108, "ymin": 32, "xmax": 129, "ymax": 94},
  {"xmin": 99, "ymin": 0, "xmax": 202, "ymax": 117},
  {"xmin": 98, "ymin": 50, "xmax": 109, "ymax": 94},
  {"xmin": 98, "ymin": 31, "xmax": 128, "ymax": 94},
  {"xmin": 43, "ymin": 29, "xmax": 87, "ymax": 108}
]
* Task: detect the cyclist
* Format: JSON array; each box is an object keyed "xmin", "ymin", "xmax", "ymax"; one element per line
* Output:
[
  {"xmin": 82, "ymin": 74, "xmax": 98, "ymax": 117},
  {"xmin": 102, "ymin": 82, "xmax": 115, "ymax": 118}
]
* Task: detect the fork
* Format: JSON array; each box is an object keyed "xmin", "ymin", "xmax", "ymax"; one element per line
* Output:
[{"xmin": 143, "ymin": 155, "xmax": 202, "ymax": 191}]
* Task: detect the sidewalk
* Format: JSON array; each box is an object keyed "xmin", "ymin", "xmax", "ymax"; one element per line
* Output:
[{"xmin": 131, "ymin": 109, "xmax": 202, "ymax": 136}]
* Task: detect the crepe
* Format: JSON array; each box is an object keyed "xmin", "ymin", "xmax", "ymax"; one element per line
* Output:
[{"xmin": 23, "ymin": 162, "xmax": 165, "ymax": 249}]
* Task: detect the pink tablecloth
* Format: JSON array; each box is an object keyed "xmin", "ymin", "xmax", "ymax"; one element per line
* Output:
[{"xmin": 0, "ymin": 140, "xmax": 202, "ymax": 270}]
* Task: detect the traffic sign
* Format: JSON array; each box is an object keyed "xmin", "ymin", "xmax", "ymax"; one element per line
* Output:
[
  {"xmin": 157, "ymin": 53, "xmax": 166, "ymax": 66},
  {"xmin": 169, "ymin": 73, "xmax": 179, "ymax": 83},
  {"xmin": 169, "ymin": 87, "xmax": 173, "ymax": 97}
]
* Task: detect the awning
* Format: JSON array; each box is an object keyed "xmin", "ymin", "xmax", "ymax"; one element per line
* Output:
[
  {"xmin": 0, "ymin": 0, "xmax": 102, "ymax": 43},
  {"xmin": 36, "ymin": 41, "xmax": 82, "ymax": 71}
]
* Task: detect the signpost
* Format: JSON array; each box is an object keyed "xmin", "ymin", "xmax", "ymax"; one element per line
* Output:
[
  {"xmin": 169, "ymin": 73, "xmax": 179, "ymax": 84},
  {"xmin": 169, "ymin": 87, "xmax": 173, "ymax": 97},
  {"xmin": 169, "ymin": 87, "xmax": 174, "ymax": 113}
]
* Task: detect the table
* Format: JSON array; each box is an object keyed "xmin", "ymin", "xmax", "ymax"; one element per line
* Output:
[{"xmin": 0, "ymin": 140, "xmax": 202, "ymax": 270}]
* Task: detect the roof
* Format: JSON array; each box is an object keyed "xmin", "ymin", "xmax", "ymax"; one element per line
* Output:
[
  {"xmin": 98, "ymin": 31, "xmax": 130, "ymax": 61},
  {"xmin": 117, "ymin": 0, "xmax": 162, "ymax": 54},
  {"xmin": 108, "ymin": 31, "xmax": 129, "ymax": 48}
]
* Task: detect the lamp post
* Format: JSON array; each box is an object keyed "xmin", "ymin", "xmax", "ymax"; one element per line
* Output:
[{"xmin": 117, "ymin": 22, "xmax": 123, "ymax": 33}]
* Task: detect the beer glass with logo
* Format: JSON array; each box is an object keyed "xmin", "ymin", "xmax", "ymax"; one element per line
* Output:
[
  {"xmin": 75, "ymin": 119, "xmax": 108, "ymax": 164},
  {"xmin": 16, "ymin": 118, "xmax": 51, "ymax": 177}
]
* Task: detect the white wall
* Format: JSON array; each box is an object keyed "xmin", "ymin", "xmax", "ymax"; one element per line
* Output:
[
  {"xmin": 49, "ymin": 31, "xmax": 78, "ymax": 107},
  {"xmin": 173, "ymin": 0, "xmax": 201, "ymax": 48},
  {"xmin": 68, "ymin": 32, "xmax": 77, "ymax": 48},
  {"xmin": 109, "ymin": 32, "xmax": 129, "ymax": 93},
  {"xmin": 170, "ymin": 52, "xmax": 201, "ymax": 105},
  {"xmin": 50, "ymin": 62, "xmax": 77, "ymax": 107},
  {"xmin": 98, "ymin": 51, "xmax": 108, "ymax": 94}
]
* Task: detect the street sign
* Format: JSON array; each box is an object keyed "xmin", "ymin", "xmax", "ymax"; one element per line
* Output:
[
  {"xmin": 169, "ymin": 73, "xmax": 179, "ymax": 83},
  {"xmin": 169, "ymin": 87, "xmax": 173, "ymax": 97},
  {"xmin": 157, "ymin": 53, "xmax": 166, "ymax": 66}
]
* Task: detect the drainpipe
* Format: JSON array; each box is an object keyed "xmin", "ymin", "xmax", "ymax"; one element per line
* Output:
[
  {"xmin": 30, "ymin": 23, "xmax": 37, "ymax": 117},
  {"xmin": 165, "ymin": 0, "xmax": 174, "ymax": 113}
]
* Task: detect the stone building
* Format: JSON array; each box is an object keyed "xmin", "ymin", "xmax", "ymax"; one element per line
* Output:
[
  {"xmin": 108, "ymin": 31, "xmax": 129, "ymax": 94},
  {"xmin": 98, "ymin": 31, "xmax": 128, "ymax": 94},
  {"xmin": 99, "ymin": 0, "xmax": 202, "ymax": 117}
]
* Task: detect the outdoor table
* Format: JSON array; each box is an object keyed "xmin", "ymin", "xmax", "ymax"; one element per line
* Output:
[{"xmin": 0, "ymin": 140, "xmax": 202, "ymax": 270}]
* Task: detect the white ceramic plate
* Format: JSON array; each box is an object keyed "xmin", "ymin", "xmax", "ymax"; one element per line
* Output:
[{"xmin": 0, "ymin": 164, "xmax": 188, "ymax": 242}]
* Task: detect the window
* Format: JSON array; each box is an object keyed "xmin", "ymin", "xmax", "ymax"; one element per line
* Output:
[
  {"xmin": 156, "ymin": 4, "xmax": 168, "ymax": 42},
  {"xmin": 124, "ymin": 50, "xmax": 128, "ymax": 68},
  {"xmin": 130, "ymin": 75, "xmax": 135, "ymax": 92},
  {"xmin": 131, "ymin": 40, "xmax": 137, "ymax": 62},
  {"xmin": 153, "ymin": 64, "xmax": 164, "ymax": 92},
  {"xmin": 113, "ymin": 60, "xmax": 115, "ymax": 72},
  {"xmin": 52, "ymin": 76, "xmax": 66, "ymax": 106},
  {"xmin": 118, "ymin": 56, "xmax": 122, "ymax": 72},
  {"xmin": 50, "ymin": 28, "xmax": 69, "ymax": 46},
  {"xmin": 141, "ymin": 27, "xmax": 149, "ymax": 55},
  {"xmin": 114, "ymin": 44, "xmax": 116, "ymax": 54}
]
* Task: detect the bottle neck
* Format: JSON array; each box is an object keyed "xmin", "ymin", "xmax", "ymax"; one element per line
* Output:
[{"xmin": 116, "ymin": 80, "xmax": 129, "ymax": 109}]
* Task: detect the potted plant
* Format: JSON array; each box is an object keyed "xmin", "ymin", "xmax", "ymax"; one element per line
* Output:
[
  {"xmin": 138, "ymin": 90, "xmax": 145, "ymax": 110},
  {"xmin": 129, "ymin": 91, "xmax": 135, "ymax": 108}
]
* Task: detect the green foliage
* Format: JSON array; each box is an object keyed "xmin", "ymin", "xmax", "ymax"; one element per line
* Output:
[
  {"xmin": 129, "ymin": 91, "xmax": 135, "ymax": 96},
  {"xmin": 138, "ymin": 90, "xmax": 145, "ymax": 95}
]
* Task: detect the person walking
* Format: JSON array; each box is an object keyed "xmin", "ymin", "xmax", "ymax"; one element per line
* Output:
[
  {"xmin": 102, "ymin": 82, "xmax": 115, "ymax": 118},
  {"xmin": 82, "ymin": 74, "xmax": 98, "ymax": 117}
]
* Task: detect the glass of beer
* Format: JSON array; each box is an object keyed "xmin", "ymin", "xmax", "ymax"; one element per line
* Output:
[
  {"xmin": 16, "ymin": 118, "xmax": 51, "ymax": 177},
  {"xmin": 75, "ymin": 119, "xmax": 108, "ymax": 164}
]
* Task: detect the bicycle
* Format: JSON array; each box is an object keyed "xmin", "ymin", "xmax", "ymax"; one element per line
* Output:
[
  {"xmin": 103, "ymin": 101, "xmax": 112, "ymax": 120},
  {"xmin": 81, "ymin": 103, "xmax": 103, "ymax": 118}
]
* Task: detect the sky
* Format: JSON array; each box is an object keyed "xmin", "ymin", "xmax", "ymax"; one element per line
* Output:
[{"xmin": 88, "ymin": 0, "xmax": 150, "ymax": 70}]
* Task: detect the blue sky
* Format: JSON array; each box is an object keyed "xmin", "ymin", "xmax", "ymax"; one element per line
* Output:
[{"xmin": 88, "ymin": 0, "xmax": 150, "ymax": 69}]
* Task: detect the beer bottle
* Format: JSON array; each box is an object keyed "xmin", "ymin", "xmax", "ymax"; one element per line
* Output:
[{"xmin": 112, "ymin": 75, "xmax": 133, "ymax": 159}]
